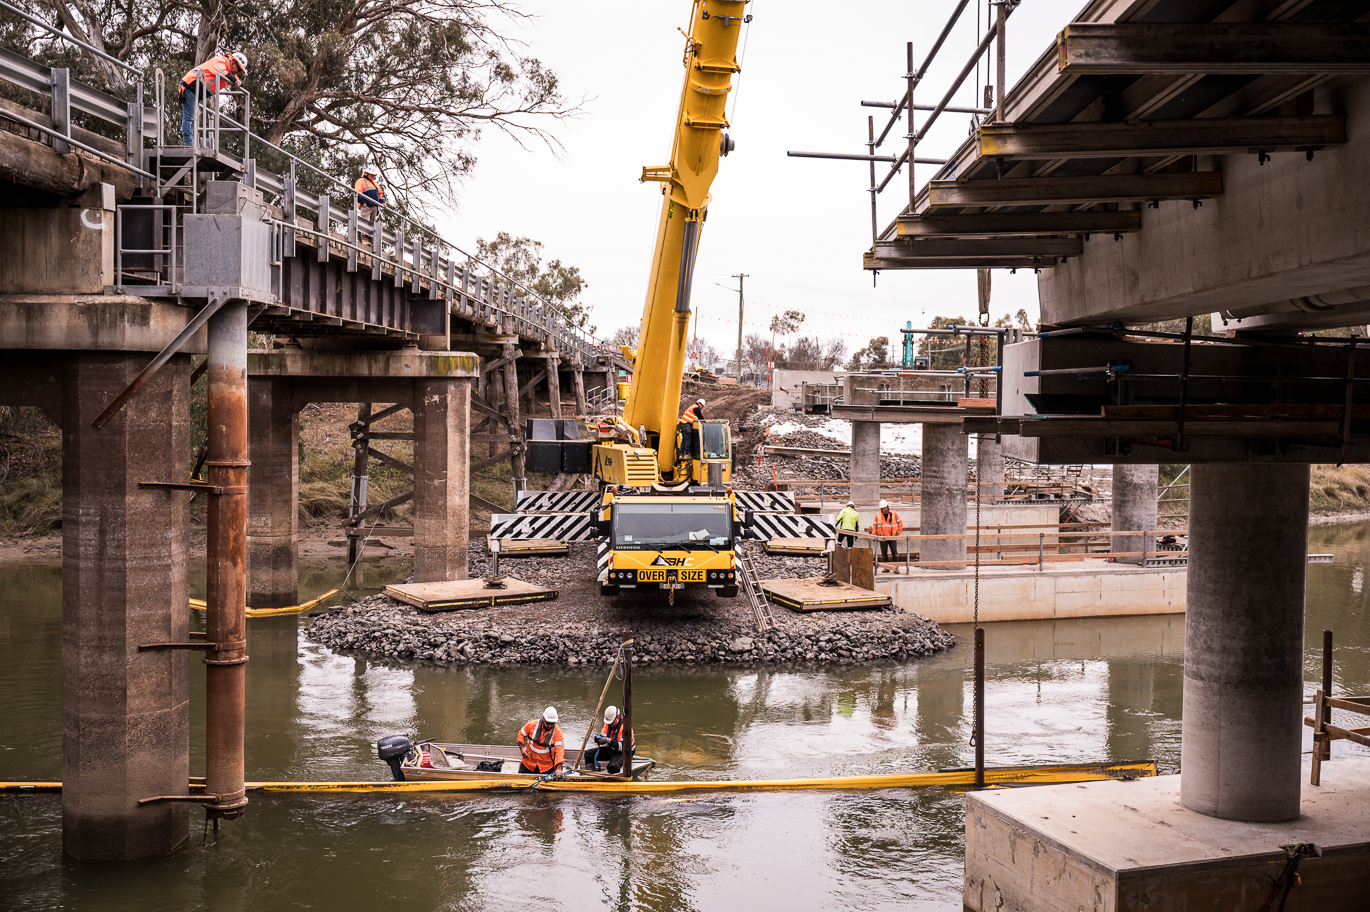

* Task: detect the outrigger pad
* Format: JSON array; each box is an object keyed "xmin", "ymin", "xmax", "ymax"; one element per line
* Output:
[
  {"xmin": 761, "ymin": 578, "xmax": 891, "ymax": 612},
  {"xmin": 385, "ymin": 578, "xmax": 558, "ymax": 612}
]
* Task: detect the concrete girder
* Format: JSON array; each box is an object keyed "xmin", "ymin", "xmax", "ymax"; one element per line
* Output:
[
  {"xmin": 978, "ymin": 115, "xmax": 1344, "ymax": 160},
  {"xmin": 873, "ymin": 238, "xmax": 1084, "ymax": 259},
  {"xmin": 928, "ymin": 172, "xmax": 1222, "ymax": 209},
  {"xmin": 896, "ymin": 211, "xmax": 1141, "ymax": 238},
  {"xmin": 1057, "ymin": 22, "xmax": 1370, "ymax": 76}
]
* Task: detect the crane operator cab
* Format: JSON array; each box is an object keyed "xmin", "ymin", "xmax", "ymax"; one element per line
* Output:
[{"xmin": 677, "ymin": 418, "xmax": 732, "ymax": 486}]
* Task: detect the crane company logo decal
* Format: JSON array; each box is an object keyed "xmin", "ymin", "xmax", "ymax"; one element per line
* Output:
[{"xmin": 651, "ymin": 555, "xmax": 688, "ymax": 566}]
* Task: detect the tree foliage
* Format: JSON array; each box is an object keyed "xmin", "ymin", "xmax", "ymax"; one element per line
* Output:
[
  {"xmin": 14, "ymin": 0, "xmax": 573, "ymax": 203},
  {"xmin": 783, "ymin": 336, "xmax": 846, "ymax": 371},
  {"xmin": 472, "ymin": 232, "xmax": 590, "ymax": 330},
  {"xmin": 846, "ymin": 335, "xmax": 890, "ymax": 371}
]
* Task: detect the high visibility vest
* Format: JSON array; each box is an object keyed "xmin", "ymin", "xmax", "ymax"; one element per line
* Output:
[
  {"xmin": 354, "ymin": 176, "xmax": 384, "ymax": 208},
  {"xmin": 872, "ymin": 509, "xmax": 902, "ymax": 537},
  {"xmin": 679, "ymin": 404, "xmax": 701, "ymax": 425},
  {"xmin": 601, "ymin": 719, "xmax": 635, "ymax": 753},
  {"xmin": 836, "ymin": 507, "xmax": 860, "ymax": 531},
  {"xmin": 517, "ymin": 719, "xmax": 565, "ymax": 772},
  {"xmin": 181, "ymin": 56, "xmax": 238, "ymax": 94}
]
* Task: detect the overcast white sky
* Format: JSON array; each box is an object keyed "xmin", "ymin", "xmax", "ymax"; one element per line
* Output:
[{"xmin": 435, "ymin": 0, "xmax": 1086, "ymax": 358}]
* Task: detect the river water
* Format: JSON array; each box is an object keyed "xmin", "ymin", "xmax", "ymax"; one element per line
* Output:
[{"xmin": 2, "ymin": 524, "xmax": 1369, "ymax": 911}]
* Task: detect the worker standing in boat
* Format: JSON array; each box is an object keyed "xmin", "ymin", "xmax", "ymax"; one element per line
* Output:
[
  {"xmin": 584, "ymin": 705, "xmax": 635, "ymax": 774},
  {"xmin": 517, "ymin": 706, "xmax": 566, "ymax": 777}
]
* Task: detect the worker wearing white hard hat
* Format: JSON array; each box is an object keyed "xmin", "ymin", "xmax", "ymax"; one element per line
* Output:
[
  {"xmin": 873, "ymin": 499, "xmax": 903, "ymax": 562},
  {"xmin": 177, "ymin": 52, "xmax": 248, "ymax": 145},
  {"xmin": 355, "ymin": 163, "xmax": 385, "ymax": 223},
  {"xmin": 678, "ymin": 398, "xmax": 706, "ymax": 459},
  {"xmin": 516, "ymin": 706, "xmax": 565, "ymax": 776},
  {"xmin": 585, "ymin": 705, "xmax": 636, "ymax": 773}
]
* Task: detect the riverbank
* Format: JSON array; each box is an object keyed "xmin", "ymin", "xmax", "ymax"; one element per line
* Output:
[{"xmin": 306, "ymin": 543, "xmax": 956, "ymax": 667}]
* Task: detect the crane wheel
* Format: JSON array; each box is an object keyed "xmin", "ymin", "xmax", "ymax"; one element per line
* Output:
[{"xmin": 719, "ymin": 585, "xmax": 739, "ymax": 599}]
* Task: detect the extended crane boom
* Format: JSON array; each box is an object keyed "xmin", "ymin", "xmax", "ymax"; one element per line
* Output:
[{"xmin": 624, "ymin": 0, "xmax": 749, "ymax": 474}]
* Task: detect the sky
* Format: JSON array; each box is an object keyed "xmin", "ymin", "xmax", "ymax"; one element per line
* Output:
[{"xmin": 435, "ymin": 0, "xmax": 1087, "ymax": 360}]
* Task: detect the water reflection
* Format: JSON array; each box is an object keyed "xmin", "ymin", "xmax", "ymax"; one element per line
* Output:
[{"xmin": 4, "ymin": 525, "xmax": 1370, "ymax": 910}]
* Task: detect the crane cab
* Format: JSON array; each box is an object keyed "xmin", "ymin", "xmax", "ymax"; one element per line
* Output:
[{"xmin": 677, "ymin": 418, "xmax": 732, "ymax": 486}]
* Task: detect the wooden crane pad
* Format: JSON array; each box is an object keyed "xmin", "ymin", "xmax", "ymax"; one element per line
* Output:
[
  {"xmin": 765, "ymin": 538, "xmax": 830, "ymax": 556},
  {"xmin": 385, "ymin": 578, "xmax": 558, "ymax": 612},
  {"xmin": 492, "ymin": 538, "xmax": 569, "ymax": 557},
  {"xmin": 761, "ymin": 578, "xmax": 892, "ymax": 612}
]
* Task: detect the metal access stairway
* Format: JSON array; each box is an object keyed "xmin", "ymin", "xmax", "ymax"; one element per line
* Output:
[{"xmin": 737, "ymin": 550, "xmax": 776, "ymax": 631}]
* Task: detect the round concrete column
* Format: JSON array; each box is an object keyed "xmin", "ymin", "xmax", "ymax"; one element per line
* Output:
[
  {"xmin": 921, "ymin": 423, "xmax": 968, "ymax": 568},
  {"xmin": 1181, "ymin": 463, "xmax": 1308, "ymax": 822},
  {"xmin": 976, "ymin": 434, "xmax": 1005, "ymax": 501},
  {"xmin": 849, "ymin": 420, "xmax": 881, "ymax": 505},
  {"xmin": 1111, "ymin": 464, "xmax": 1159, "ymax": 564}
]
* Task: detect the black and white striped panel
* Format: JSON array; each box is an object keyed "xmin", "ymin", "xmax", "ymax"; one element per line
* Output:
[
  {"xmin": 734, "ymin": 491, "xmax": 797, "ymax": 513},
  {"xmin": 596, "ymin": 540, "xmax": 610, "ymax": 581},
  {"xmin": 742, "ymin": 513, "xmax": 836, "ymax": 542},
  {"xmin": 515, "ymin": 491, "xmax": 600, "ymax": 514},
  {"xmin": 489, "ymin": 512, "xmax": 597, "ymax": 541}
]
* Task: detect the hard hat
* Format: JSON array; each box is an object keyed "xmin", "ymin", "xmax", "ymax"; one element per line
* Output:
[
  {"xmin": 879, "ymin": 499, "xmax": 888, "ymax": 509},
  {"xmin": 696, "ymin": 398, "xmax": 705, "ymax": 406},
  {"xmin": 542, "ymin": 706, "xmax": 558, "ymax": 724},
  {"xmin": 231, "ymin": 52, "xmax": 247, "ymax": 71},
  {"xmin": 846, "ymin": 500, "xmax": 855, "ymax": 507},
  {"xmin": 364, "ymin": 163, "xmax": 379, "ymax": 175},
  {"xmin": 604, "ymin": 706, "xmax": 619, "ymax": 724}
]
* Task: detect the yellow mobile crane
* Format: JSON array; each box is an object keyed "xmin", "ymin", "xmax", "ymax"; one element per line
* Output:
[{"xmin": 595, "ymin": 0, "xmax": 751, "ymax": 599}]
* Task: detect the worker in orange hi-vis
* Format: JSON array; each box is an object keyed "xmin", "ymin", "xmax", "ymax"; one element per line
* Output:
[
  {"xmin": 179, "ymin": 52, "xmax": 246, "ymax": 146},
  {"xmin": 871, "ymin": 499, "xmax": 903, "ymax": 563},
  {"xmin": 516, "ymin": 706, "xmax": 566, "ymax": 777}
]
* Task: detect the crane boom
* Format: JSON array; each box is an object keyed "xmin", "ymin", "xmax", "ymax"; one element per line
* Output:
[{"xmin": 624, "ymin": 0, "xmax": 749, "ymax": 474}]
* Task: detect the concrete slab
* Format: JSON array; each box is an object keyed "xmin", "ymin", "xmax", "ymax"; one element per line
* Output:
[
  {"xmin": 877, "ymin": 560, "xmax": 1185, "ymax": 624},
  {"xmin": 385, "ymin": 578, "xmax": 557, "ymax": 612},
  {"xmin": 762, "ymin": 577, "xmax": 892, "ymax": 612},
  {"xmin": 966, "ymin": 758, "xmax": 1370, "ymax": 912}
]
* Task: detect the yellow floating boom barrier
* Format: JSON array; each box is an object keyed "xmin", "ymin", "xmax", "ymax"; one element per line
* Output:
[
  {"xmin": 189, "ymin": 588, "xmax": 339, "ymax": 618},
  {"xmin": 0, "ymin": 761, "xmax": 1156, "ymax": 796}
]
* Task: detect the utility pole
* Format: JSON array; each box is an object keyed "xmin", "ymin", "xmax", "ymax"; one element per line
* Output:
[{"xmin": 732, "ymin": 273, "xmax": 748, "ymax": 382}]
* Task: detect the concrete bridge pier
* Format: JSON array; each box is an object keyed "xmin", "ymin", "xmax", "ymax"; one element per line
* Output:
[
  {"xmin": 246, "ymin": 349, "xmax": 479, "ymax": 602},
  {"xmin": 1181, "ymin": 463, "xmax": 1308, "ymax": 822},
  {"xmin": 60, "ymin": 353, "xmax": 194, "ymax": 859},
  {"xmin": 247, "ymin": 378, "xmax": 299, "ymax": 610},
  {"xmin": 1112, "ymin": 464, "xmax": 1159, "ymax": 565},
  {"xmin": 920, "ymin": 423, "xmax": 968, "ymax": 568},
  {"xmin": 976, "ymin": 433, "xmax": 1005, "ymax": 501},
  {"xmin": 850, "ymin": 420, "xmax": 881, "ymax": 503}
]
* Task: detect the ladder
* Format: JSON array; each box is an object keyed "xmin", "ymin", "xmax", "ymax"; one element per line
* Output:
[{"xmin": 737, "ymin": 550, "xmax": 776, "ymax": 631}]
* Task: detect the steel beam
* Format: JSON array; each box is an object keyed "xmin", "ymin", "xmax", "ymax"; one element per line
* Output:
[
  {"xmin": 979, "ymin": 115, "xmax": 1344, "ymax": 160},
  {"xmin": 928, "ymin": 172, "xmax": 1222, "ymax": 208},
  {"xmin": 1057, "ymin": 23, "xmax": 1370, "ymax": 76},
  {"xmin": 898, "ymin": 210, "xmax": 1141, "ymax": 238},
  {"xmin": 864, "ymin": 253, "xmax": 1057, "ymax": 271},
  {"xmin": 874, "ymin": 238, "xmax": 1083, "ymax": 259}
]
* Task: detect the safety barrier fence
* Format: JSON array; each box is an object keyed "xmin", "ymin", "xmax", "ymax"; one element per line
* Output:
[
  {"xmin": 836, "ymin": 526, "xmax": 1186, "ymax": 574},
  {"xmin": 771, "ymin": 477, "xmax": 1105, "ymax": 508},
  {"xmin": 0, "ymin": 3, "xmax": 622, "ymax": 367}
]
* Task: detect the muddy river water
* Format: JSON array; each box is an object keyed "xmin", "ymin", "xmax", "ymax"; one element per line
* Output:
[{"xmin": 3, "ymin": 524, "xmax": 1369, "ymax": 911}]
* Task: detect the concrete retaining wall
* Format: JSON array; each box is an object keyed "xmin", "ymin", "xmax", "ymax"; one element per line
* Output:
[
  {"xmin": 771, "ymin": 370, "xmax": 836, "ymax": 408},
  {"xmin": 877, "ymin": 563, "xmax": 1185, "ymax": 623}
]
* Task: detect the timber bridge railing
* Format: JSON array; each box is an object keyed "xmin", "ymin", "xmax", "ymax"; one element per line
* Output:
[{"xmin": 0, "ymin": 1, "xmax": 626, "ymax": 369}]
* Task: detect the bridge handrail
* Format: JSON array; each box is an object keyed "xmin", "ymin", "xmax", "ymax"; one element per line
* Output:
[{"xmin": 0, "ymin": 19, "xmax": 623, "ymax": 363}]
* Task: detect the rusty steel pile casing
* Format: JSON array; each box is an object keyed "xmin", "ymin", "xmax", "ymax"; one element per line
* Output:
[{"xmin": 204, "ymin": 301, "xmax": 250, "ymax": 820}]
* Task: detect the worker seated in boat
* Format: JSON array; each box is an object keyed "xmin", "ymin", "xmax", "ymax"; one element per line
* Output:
[
  {"xmin": 517, "ymin": 706, "xmax": 566, "ymax": 777},
  {"xmin": 584, "ymin": 705, "xmax": 635, "ymax": 774}
]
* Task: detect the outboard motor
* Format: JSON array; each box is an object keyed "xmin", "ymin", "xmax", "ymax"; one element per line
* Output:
[{"xmin": 377, "ymin": 735, "xmax": 413, "ymax": 781}]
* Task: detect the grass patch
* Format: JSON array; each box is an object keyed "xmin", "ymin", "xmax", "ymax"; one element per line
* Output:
[
  {"xmin": 0, "ymin": 407, "xmax": 62, "ymax": 535},
  {"xmin": 1310, "ymin": 465, "xmax": 1370, "ymax": 514}
]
